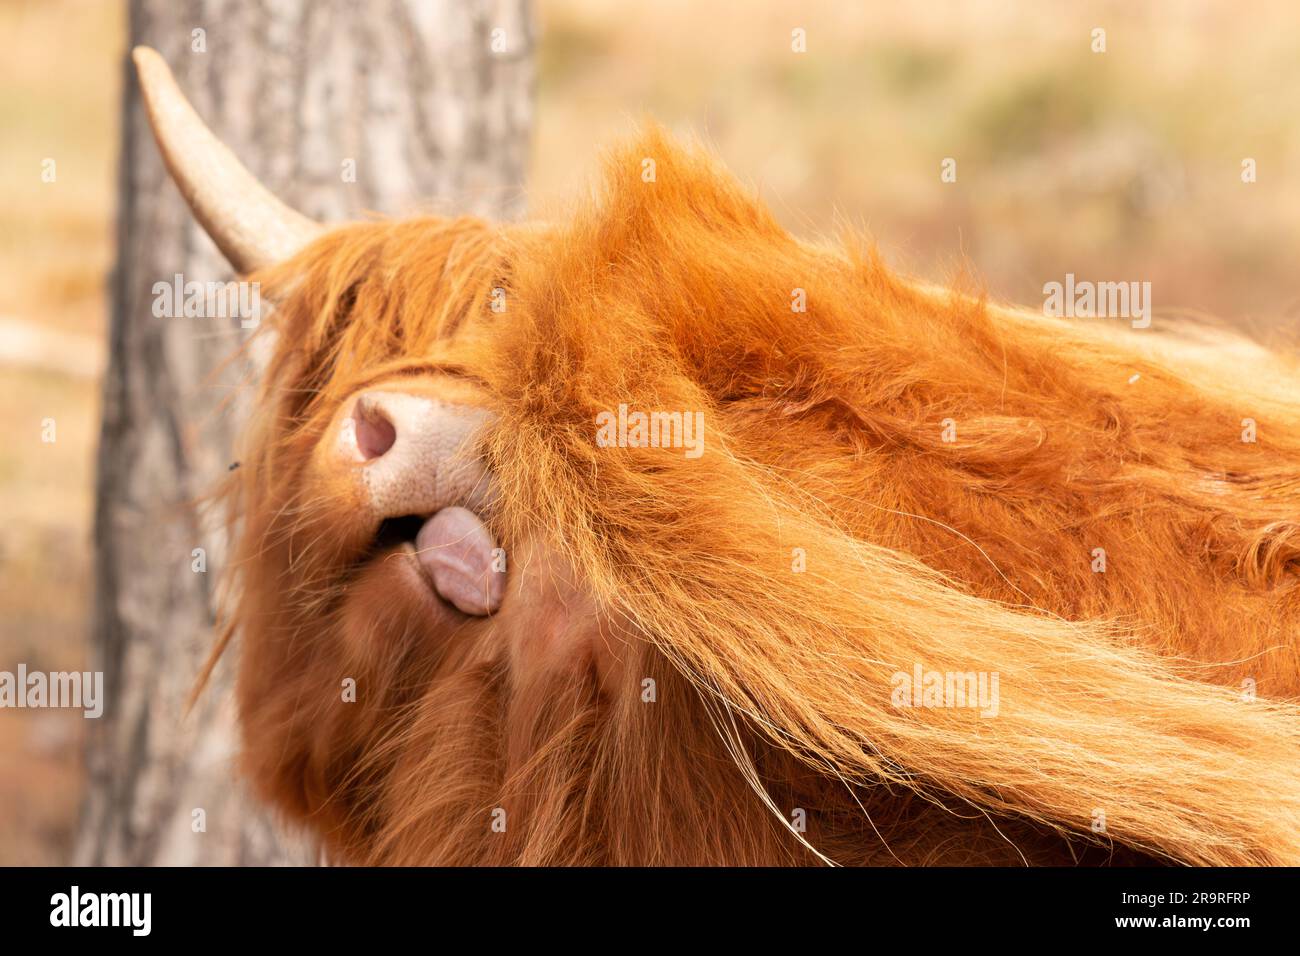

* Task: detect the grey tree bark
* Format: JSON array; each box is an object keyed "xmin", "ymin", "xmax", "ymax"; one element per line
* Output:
[{"xmin": 77, "ymin": 0, "xmax": 534, "ymax": 865}]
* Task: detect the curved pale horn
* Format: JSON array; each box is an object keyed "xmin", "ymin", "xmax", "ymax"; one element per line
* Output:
[{"xmin": 132, "ymin": 46, "xmax": 322, "ymax": 274}]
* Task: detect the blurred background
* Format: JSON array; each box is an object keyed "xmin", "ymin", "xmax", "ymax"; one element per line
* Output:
[{"xmin": 2, "ymin": 0, "xmax": 1298, "ymax": 863}]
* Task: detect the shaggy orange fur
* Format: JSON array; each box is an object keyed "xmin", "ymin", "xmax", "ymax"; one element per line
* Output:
[{"xmin": 218, "ymin": 127, "xmax": 1300, "ymax": 865}]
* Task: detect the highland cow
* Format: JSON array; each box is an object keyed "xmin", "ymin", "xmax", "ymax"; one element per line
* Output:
[{"xmin": 134, "ymin": 46, "xmax": 1300, "ymax": 866}]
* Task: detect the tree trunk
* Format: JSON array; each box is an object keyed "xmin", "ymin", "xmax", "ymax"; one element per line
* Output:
[{"xmin": 77, "ymin": 0, "xmax": 534, "ymax": 865}]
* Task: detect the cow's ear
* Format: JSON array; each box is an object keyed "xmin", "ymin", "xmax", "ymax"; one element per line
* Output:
[{"xmin": 132, "ymin": 46, "xmax": 321, "ymax": 275}]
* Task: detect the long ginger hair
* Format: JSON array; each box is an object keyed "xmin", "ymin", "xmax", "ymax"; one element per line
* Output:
[{"xmin": 219, "ymin": 127, "xmax": 1300, "ymax": 865}]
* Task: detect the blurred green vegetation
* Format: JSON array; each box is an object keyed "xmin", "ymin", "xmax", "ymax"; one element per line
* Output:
[{"xmin": 966, "ymin": 64, "xmax": 1109, "ymax": 160}]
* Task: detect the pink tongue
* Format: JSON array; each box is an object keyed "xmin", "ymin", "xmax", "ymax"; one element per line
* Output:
[{"xmin": 414, "ymin": 507, "xmax": 504, "ymax": 616}]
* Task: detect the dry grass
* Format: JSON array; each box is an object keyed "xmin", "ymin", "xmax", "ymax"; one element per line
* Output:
[
  {"xmin": 2, "ymin": 0, "xmax": 1299, "ymax": 863},
  {"xmin": 533, "ymin": 0, "xmax": 1300, "ymax": 328},
  {"xmin": 0, "ymin": 0, "xmax": 121, "ymax": 865}
]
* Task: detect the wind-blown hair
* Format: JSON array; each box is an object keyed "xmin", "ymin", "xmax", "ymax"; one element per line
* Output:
[{"xmin": 220, "ymin": 127, "xmax": 1300, "ymax": 865}]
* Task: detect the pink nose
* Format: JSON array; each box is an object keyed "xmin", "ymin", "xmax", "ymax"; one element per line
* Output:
[{"xmin": 338, "ymin": 389, "xmax": 495, "ymax": 520}]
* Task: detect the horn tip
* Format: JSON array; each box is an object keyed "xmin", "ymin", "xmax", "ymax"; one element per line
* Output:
[{"xmin": 132, "ymin": 45, "xmax": 167, "ymax": 81}]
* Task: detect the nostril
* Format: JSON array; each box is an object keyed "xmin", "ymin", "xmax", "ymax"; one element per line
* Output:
[{"xmin": 352, "ymin": 396, "xmax": 397, "ymax": 461}]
